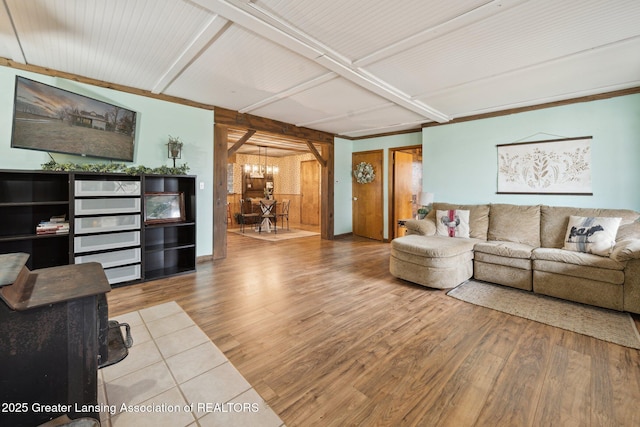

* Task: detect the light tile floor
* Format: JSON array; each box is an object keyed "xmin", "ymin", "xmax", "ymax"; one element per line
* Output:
[{"xmin": 98, "ymin": 301, "xmax": 285, "ymax": 427}]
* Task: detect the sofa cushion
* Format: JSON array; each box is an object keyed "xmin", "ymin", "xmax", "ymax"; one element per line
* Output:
[
  {"xmin": 404, "ymin": 219, "xmax": 436, "ymax": 236},
  {"xmin": 474, "ymin": 252, "xmax": 532, "ymax": 270},
  {"xmin": 563, "ymin": 215, "xmax": 621, "ymax": 256},
  {"xmin": 616, "ymin": 220, "xmax": 640, "ymax": 241},
  {"xmin": 532, "ymin": 248, "xmax": 625, "ymax": 270},
  {"xmin": 487, "ymin": 204, "xmax": 541, "ymax": 247},
  {"xmin": 391, "ymin": 247, "xmax": 473, "ymax": 269},
  {"xmin": 474, "ymin": 241, "xmax": 535, "ymax": 259},
  {"xmin": 428, "ymin": 203, "xmax": 490, "ymax": 240},
  {"xmin": 611, "ymin": 239, "xmax": 640, "ymax": 262},
  {"xmin": 540, "ymin": 205, "xmax": 639, "ymax": 248},
  {"xmin": 391, "ymin": 234, "xmax": 478, "ymax": 258},
  {"xmin": 435, "ymin": 209, "xmax": 470, "ymax": 238},
  {"xmin": 533, "ymin": 248, "xmax": 625, "ymax": 285}
]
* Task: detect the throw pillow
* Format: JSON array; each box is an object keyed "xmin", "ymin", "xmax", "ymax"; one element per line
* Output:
[
  {"xmin": 563, "ymin": 215, "xmax": 621, "ymax": 256},
  {"xmin": 436, "ymin": 210, "xmax": 470, "ymax": 238}
]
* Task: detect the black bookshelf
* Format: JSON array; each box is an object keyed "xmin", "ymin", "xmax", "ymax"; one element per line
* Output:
[
  {"xmin": 0, "ymin": 170, "xmax": 197, "ymax": 284},
  {"xmin": 142, "ymin": 174, "xmax": 197, "ymax": 280}
]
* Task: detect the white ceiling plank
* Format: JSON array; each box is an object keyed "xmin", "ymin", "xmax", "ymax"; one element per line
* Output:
[
  {"xmin": 239, "ymin": 72, "xmax": 338, "ymax": 113},
  {"xmin": 151, "ymin": 14, "xmax": 231, "ymax": 94},
  {"xmin": 191, "ymin": 0, "xmax": 451, "ymax": 123},
  {"xmin": 418, "ymin": 37, "xmax": 640, "ymax": 118},
  {"xmin": 307, "ymin": 104, "xmax": 427, "ymax": 135},
  {"xmin": 2, "ymin": 0, "xmax": 639, "ymax": 139},
  {"xmin": 354, "ymin": 0, "xmax": 530, "ymax": 67},
  {"xmin": 341, "ymin": 122, "xmax": 425, "ymax": 138},
  {"xmin": 296, "ymin": 103, "xmax": 395, "ymax": 128},
  {"xmin": 0, "ymin": 0, "xmax": 25, "ymax": 63},
  {"xmin": 365, "ymin": 0, "xmax": 640, "ymax": 99},
  {"xmin": 163, "ymin": 24, "xmax": 328, "ymax": 111}
]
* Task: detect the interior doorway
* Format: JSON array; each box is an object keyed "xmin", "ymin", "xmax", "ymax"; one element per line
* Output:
[
  {"xmin": 390, "ymin": 146, "xmax": 423, "ymax": 239},
  {"xmin": 300, "ymin": 160, "xmax": 320, "ymax": 226},
  {"xmin": 352, "ymin": 150, "xmax": 384, "ymax": 241}
]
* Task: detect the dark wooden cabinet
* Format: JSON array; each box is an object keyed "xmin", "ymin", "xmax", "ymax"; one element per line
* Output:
[{"xmin": 242, "ymin": 170, "xmax": 274, "ymax": 200}]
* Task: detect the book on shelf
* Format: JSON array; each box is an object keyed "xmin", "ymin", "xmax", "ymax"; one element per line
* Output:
[{"xmin": 36, "ymin": 215, "xmax": 69, "ymax": 235}]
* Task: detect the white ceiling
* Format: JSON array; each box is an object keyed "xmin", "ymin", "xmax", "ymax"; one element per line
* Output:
[{"xmin": 1, "ymin": 0, "xmax": 639, "ymax": 144}]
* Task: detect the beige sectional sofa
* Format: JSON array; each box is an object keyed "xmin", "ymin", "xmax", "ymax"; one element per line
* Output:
[{"xmin": 389, "ymin": 203, "xmax": 640, "ymax": 314}]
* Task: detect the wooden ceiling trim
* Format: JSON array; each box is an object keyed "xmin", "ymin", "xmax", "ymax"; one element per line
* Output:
[
  {"xmin": 227, "ymin": 129, "xmax": 256, "ymax": 157},
  {"xmin": 0, "ymin": 58, "xmax": 218, "ymax": 111},
  {"xmin": 215, "ymin": 107, "xmax": 334, "ymax": 144},
  {"xmin": 422, "ymin": 86, "xmax": 640, "ymax": 129}
]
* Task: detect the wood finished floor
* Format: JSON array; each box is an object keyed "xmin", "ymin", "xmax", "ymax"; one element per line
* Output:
[{"xmin": 108, "ymin": 232, "xmax": 640, "ymax": 427}]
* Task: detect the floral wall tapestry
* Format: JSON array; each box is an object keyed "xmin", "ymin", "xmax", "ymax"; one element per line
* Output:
[{"xmin": 497, "ymin": 136, "xmax": 592, "ymax": 195}]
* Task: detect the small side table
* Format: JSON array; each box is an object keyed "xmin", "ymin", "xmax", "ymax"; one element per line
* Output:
[{"xmin": 397, "ymin": 219, "xmax": 412, "ymax": 237}]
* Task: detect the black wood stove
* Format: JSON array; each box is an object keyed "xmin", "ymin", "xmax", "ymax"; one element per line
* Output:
[{"xmin": 0, "ymin": 253, "xmax": 131, "ymax": 426}]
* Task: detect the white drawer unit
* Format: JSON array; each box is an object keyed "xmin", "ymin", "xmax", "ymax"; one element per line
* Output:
[
  {"xmin": 75, "ymin": 214, "xmax": 140, "ymax": 235},
  {"xmin": 75, "ymin": 180, "xmax": 141, "ymax": 197},
  {"xmin": 75, "ymin": 197, "xmax": 141, "ymax": 215},
  {"xmin": 74, "ymin": 231, "xmax": 140, "ymax": 254},
  {"xmin": 104, "ymin": 264, "xmax": 141, "ymax": 285},
  {"xmin": 73, "ymin": 176, "xmax": 143, "ymax": 286},
  {"xmin": 75, "ymin": 247, "xmax": 141, "ymax": 269}
]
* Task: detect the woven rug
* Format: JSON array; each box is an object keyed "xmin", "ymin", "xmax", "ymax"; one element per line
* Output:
[
  {"xmin": 229, "ymin": 227, "xmax": 319, "ymax": 241},
  {"xmin": 447, "ymin": 280, "xmax": 640, "ymax": 349}
]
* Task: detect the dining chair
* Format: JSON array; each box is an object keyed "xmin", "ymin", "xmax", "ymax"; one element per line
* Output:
[
  {"xmin": 259, "ymin": 199, "xmax": 277, "ymax": 234},
  {"xmin": 239, "ymin": 198, "xmax": 259, "ymax": 233},
  {"xmin": 277, "ymin": 199, "xmax": 290, "ymax": 230}
]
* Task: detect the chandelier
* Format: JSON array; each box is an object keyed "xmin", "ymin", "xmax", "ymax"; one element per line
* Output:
[{"xmin": 245, "ymin": 146, "xmax": 278, "ymax": 178}]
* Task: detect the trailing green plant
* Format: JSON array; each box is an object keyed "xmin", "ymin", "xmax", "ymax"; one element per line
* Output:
[{"xmin": 41, "ymin": 160, "xmax": 190, "ymax": 175}]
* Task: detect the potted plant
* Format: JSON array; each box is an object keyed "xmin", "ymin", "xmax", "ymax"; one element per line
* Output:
[{"xmin": 167, "ymin": 135, "xmax": 183, "ymax": 159}]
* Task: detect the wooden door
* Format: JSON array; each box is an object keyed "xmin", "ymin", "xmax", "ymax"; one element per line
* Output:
[
  {"xmin": 301, "ymin": 160, "xmax": 320, "ymax": 225},
  {"xmin": 393, "ymin": 151, "xmax": 415, "ymax": 238},
  {"xmin": 352, "ymin": 150, "xmax": 383, "ymax": 241}
]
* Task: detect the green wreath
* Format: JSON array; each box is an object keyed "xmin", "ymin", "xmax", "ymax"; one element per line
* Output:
[{"xmin": 354, "ymin": 162, "xmax": 375, "ymax": 184}]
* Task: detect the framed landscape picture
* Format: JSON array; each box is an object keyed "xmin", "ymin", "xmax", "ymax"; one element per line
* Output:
[{"xmin": 144, "ymin": 192, "xmax": 185, "ymax": 224}]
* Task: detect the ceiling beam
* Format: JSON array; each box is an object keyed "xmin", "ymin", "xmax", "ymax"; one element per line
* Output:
[
  {"xmin": 227, "ymin": 129, "xmax": 255, "ymax": 157},
  {"xmin": 191, "ymin": 0, "xmax": 450, "ymax": 123},
  {"xmin": 152, "ymin": 14, "xmax": 231, "ymax": 94},
  {"xmin": 239, "ymin": 72, "xmax": 338, "ymax": 114},
  {"xmin": 353, "ymin": 0, "xmax": 530, "ymax": 67},
  {"xmin": 215, "ymin": 107, "xmax": 334, "ymax": 144}
]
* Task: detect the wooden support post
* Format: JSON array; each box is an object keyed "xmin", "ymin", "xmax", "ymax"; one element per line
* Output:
[
  {"xmin": 213, "ymin": 124, "xmax": 228, "ymax": 260},
  {"xmin": 321, "ymin": 142, "xmax": 334, "ymax": 240}
]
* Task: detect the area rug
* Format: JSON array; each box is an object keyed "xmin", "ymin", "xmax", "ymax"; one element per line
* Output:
[
  {"xmin": 229, "ymin": 227, "xmax": 319, "ymax": 241},
  {"xmin": 447, "ymin": 280, "xmax": 640, "ymax": 349},
  {"xmin": 100, "ymin": 302, "xmax": 283, "ymax": 426}
]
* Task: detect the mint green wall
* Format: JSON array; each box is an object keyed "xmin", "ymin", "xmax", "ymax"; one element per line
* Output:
[
  {"xmin": 0, "ymin": 66, "xmax": 214, "ymax": 257},
  {"xmin": 335, "ymin": 132, "xmax": 422, "ymax": 239},
  {"xmin": 423, "ymin": 94, "xmax": 640, "ymax": 210},
  {"xmin": 334, "ymin": 138, "xmax": 353, "ymax": 236}
]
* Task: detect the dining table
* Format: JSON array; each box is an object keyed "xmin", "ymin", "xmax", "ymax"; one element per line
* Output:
[{"xmin": 252, "ymin": 198, "xmax": 277, "ymax": 233}]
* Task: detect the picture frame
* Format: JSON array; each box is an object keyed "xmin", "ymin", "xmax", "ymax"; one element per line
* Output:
[
  {"xmin": 144, "ymin": 192, "xmax": 185, "ymax": 224},
  {"xmin": 497, "ymin": 136, "xmax": 592, "ymax": 195}
]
